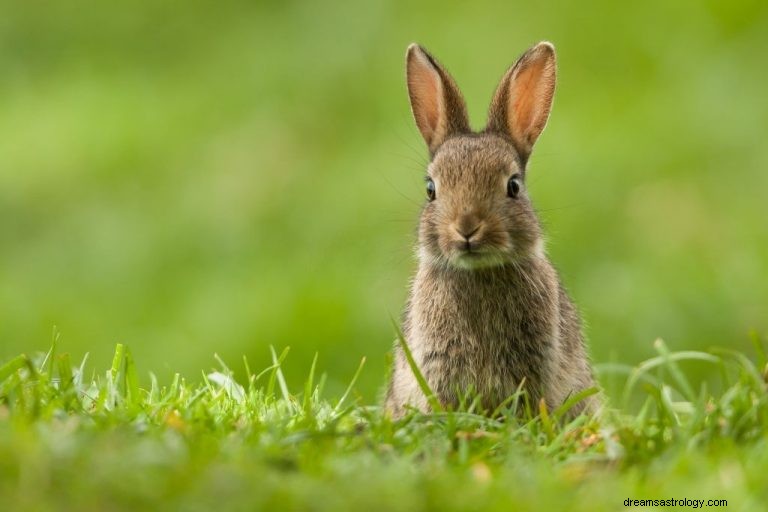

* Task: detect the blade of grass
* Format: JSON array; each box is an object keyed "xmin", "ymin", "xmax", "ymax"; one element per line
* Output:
[
  {"xmin": 539, "ymin": 398, "xmax": 555, "ymax": 440},
  {"xmin": 749, "ymin": 330, "xmax": 766, "ymax": 367},
  {"xmin": 623, "ymin": 349, "xmax": 719, "ymax": 405},
  {"xmin": 553, "ymin": 387, "xmax": 600, "ymax": 421},
  {"xmin": 57, "ymin": 353, "xmax": 73, "ymax": 392},
  {"xmin": 269, "ymin": 346, "xmax": 291, "ymax": 402},
  {"xmin": 303, "ymin": 352, "xmax": 319, "ymax": 416},
  {"xmin": 659, "ymin": 384, "xmax": 681, "ymax": 426},
  {"xmin": 265, "ymin": 347, "xmax": 290, "ymax": 399},
  {"xmin": 490, "ymin": 389, "xmax": 524, "ymax": 418},
  {"xmin": 207, "ymin": 372, "xmax": 245, "ymax": 403},
  {"xmin": 710, "ymin": 348, "xmax": 764, "ymax": 389},
  {"xmin": 316, "ymin": 373, "xmax": 327, "ymax": 400},
  {"xmin": 243, "ymin": 355, "xmax": 254, "ymax": 394},
  {"xmin": 73, "ymin": 352, "xmax": 89, "ymax": 389},
  {"xmin": 653, "ymin": 339, "xmax": 696, "ymax": 401},
  {"xmin": 0, "ymin": 354, "xmax": 28, "ymax": 384},
  {"xmin": 214, "ymin": 353, "xmax": 233, "ymax": 374},
  {"xmin": 544, "ymin": 414, "xmax": 588, "ymax": 456},
  {"xmin": 149, "ymin": 372, "xmax": 159, "ymax": 403},
  {"xmin": 392, "ymin": 321, "xmax": 443, "ymax": 413},
  {"xmin": 39, "ymin": 326, "xmax": 61, "ymax": 375},
  {"xmin": 110, "ymin": 344, "xmax": 125, "ymax": 382},
  {"xmin": 335, "ymin": 357, "xmax": 366, "ymax": 413},
  {"xmin": 124, "ymin": 346, "xmax": 140, "ymax": 405}
]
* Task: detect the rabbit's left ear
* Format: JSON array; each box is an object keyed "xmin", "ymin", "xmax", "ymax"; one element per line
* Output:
[
  {"xmin": 486, "ymin": 42, "xmax": 556, "ymax": 164},
  {"xmin": 406, "ymin": 44, "xmax": 470, "ymax": 155}
]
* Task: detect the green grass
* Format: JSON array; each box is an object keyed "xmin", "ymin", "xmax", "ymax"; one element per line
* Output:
[{"xmin": 2, "ymin": 335, "xmax": 767, "ymax": 511}]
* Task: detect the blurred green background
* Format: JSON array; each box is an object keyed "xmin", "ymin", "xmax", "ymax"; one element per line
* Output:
[{"xmin": 1, "ymin": 0, "xmax": 767, "ymax": 401}]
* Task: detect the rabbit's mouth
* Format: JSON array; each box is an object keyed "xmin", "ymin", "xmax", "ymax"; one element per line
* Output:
[{"xmin": 449, "ymin": 244, "xmax": 509, "ymax": 269}]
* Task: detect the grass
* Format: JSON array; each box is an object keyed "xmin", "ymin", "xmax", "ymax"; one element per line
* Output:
[{"xmin": 2, "ymin": 333, "xmax": 768, "ymax": 511}]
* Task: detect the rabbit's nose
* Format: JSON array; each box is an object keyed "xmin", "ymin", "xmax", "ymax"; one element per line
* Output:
[
  {"xmin": 456, "ymin": 225, "xmax": 480, "ymax": 241},
  {"xmin": 455, "ymin": 215, "xmax": 482, "ymax": 241}
]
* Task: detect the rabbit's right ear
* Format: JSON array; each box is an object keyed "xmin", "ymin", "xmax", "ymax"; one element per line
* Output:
[
  {"xmin": 486, "ymin": 42, "xmax": 557, "ymax": 164},
  {"xmin": 406, "ymin": 44, "xmax": 470, "ymax": 155}
]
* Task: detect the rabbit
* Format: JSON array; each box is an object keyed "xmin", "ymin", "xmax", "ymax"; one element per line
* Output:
[{"xmin": 384, "ymin": 41, "xmax": 600, "ymax": 419}]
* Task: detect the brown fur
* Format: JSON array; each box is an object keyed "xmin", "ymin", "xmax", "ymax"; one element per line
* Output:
[{"xmin": 385, "ymin": 42, "xmax": 600, "ymax": 418}]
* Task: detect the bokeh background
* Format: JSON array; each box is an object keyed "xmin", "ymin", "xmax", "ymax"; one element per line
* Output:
[{"xmin": 2, "ymin": 0, "xmax": 767, "ymax": 402}]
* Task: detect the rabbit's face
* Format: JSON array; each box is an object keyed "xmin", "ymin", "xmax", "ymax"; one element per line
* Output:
[
  {"xmin": 405, "ymin": 42, "xmax": 556, "ymax": 269},
  {"xmin": 419, "ymin": 135, "xmax": 541, "ymax": 269}
]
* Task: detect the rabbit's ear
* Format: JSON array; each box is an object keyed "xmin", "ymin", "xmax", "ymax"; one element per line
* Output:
[
  {"xmin": 486, "ymin": 42, "xmax": 556, "ymax": 164},
  {"xmin": 406, "ymin": 44, "xmax": 470, "ymax": 154}
]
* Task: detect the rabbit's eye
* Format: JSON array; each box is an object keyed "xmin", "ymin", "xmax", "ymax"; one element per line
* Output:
[
  {"xmin": 507, "ymin": 175, "xmax": 522, "ymax": 198},
  {"xmin": 426, "ymin": 177, "xmax": 436, "ymax": 201}
]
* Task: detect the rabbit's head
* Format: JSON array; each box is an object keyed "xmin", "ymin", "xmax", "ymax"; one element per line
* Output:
[{"xmin": 406, "ymin": 42, "xmax": 556, "ymax": 269}]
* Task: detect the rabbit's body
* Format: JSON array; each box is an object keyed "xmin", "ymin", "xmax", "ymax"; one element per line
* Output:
[
  {"xmin": 385, "ymin": 43, "xmax": 599, "ymax": 417},
  {"xmin": 388, "ymin": 230, "xmax": 597, "ymax": 416}
]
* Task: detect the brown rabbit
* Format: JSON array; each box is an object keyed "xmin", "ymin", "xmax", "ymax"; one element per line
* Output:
[{"xmin": 385, "ymin": 42, "xmax": 600, "ymax": 418}]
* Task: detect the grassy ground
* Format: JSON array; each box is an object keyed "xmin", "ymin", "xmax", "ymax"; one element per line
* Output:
[{"xmin": 2, "ymin": 336, "xmax": 767, "ymax": 511}]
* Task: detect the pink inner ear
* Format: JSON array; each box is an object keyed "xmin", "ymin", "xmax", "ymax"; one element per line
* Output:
[
  {"xmin": 508, "ymin": 55, "xmax": 555, "ymax": 148},
  {"xmin": 407, "ymin": 53, "xmax": 443, "ymax": 144},
  {"xmin": 409, "ymin": 74, "xmax": 440, "ymax": 139}
]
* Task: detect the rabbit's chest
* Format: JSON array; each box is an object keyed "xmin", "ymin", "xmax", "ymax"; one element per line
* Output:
[{"xmin": 409, "ymin": 269, "xmax": 559, "ymax": 403}]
